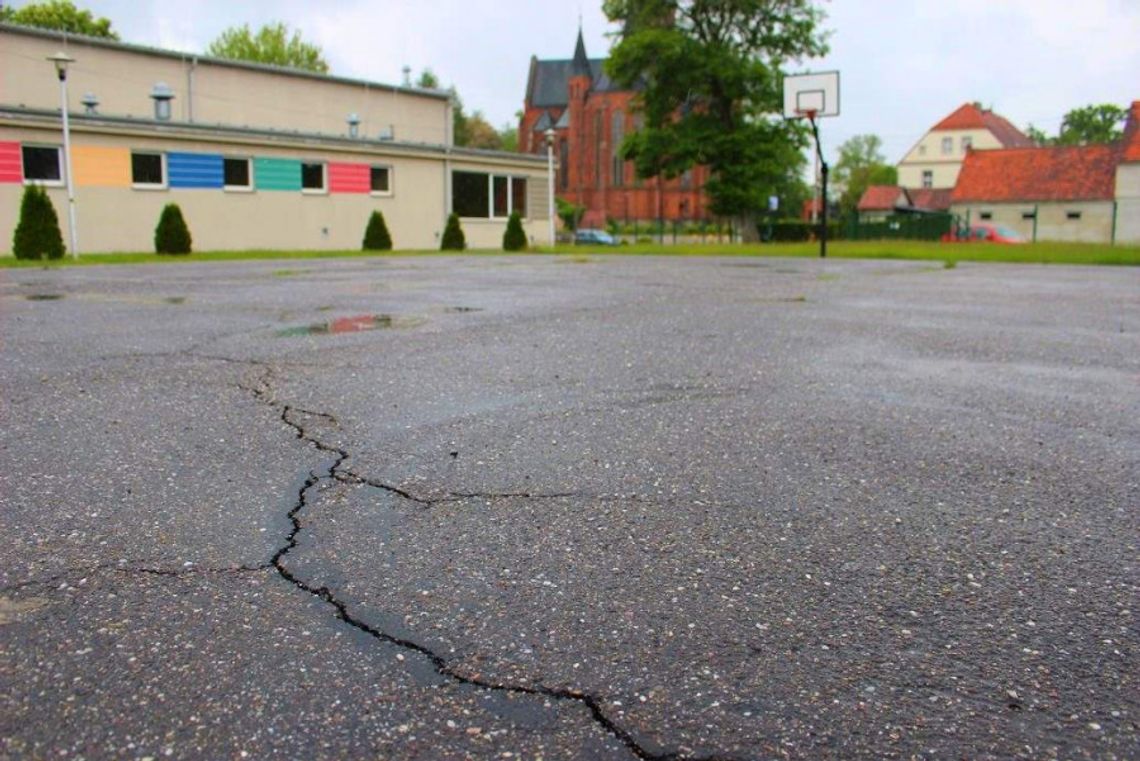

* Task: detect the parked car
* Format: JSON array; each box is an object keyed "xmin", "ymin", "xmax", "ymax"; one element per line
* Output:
[
  {"xmin": 942, "ymin": 223, "xmax": 1027, "ymax": 244},
  {"xmin": 573, "ymin": 228, "xmax": 619, "ymax": 246}
]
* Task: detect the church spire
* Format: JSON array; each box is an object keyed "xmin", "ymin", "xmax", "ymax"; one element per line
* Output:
[{"xmin": 571, "ymin": 27, "xmax": 591, "ymax": 78}]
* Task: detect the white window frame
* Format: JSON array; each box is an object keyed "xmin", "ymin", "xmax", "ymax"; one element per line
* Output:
[
  {"xmin": 21, "ymin": 144, "xmax": 64, "ymax": 187},
  {"xmin": 300, "ymin": 161, "xmax": 327, "ymax": 195},
  {"xmin": 369, "ymin": 164, "xmax": 393, "ymax": 197},
  {"xmin": 961, "ymin": 136, "xmax": 973, "ymax": 152},
  {"xmin": 222, "ymin": 156, "xmax": 253, "ymax": 193},
  {"xmin": 130, "ymin": 151, "xmax": 167, "ymax": 190},
  {"xmin": 922, "ymin": 170, "xmax": 933, "ymax": 189},
  {"xmin": 453, "ymin": 171, "xmax": 528, "ymax": 220},
  {"xmin": 941, "ymin": 137, "xmax": 953, "ymax": 155}
]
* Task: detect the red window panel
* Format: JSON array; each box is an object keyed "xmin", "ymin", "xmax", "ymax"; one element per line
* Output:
[
  {"xmin": 328, "ymin": 162, "xmax": 369, "ymax": 194},
  {"xmin": 0, "ymin": 142, "xmax": 22, "ymax": 184}
]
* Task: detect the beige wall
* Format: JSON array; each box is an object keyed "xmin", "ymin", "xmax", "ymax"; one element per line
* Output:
[
  {"xmin": 898, "ymin": 128, "xmax": 1002, "ymax": 189},
  {"xmin": 951, "ymin": 201, "xmax": 1115, "ymax": 243},
  {"xmin": 1, "ymin": 122, "xmax": 551, "ymax": 253},
  {"xmin": 0, "ymin": 27, "xmax": 449, "ymax": 145},
  {"xmin": 1116, "ymin": 163, "xmax": 1140, "ymax": 243}
]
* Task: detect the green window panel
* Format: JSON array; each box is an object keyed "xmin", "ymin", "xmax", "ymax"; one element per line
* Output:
[{"xmin": 254, "ymin": 157, "xmax": 301, "ymax": 191}]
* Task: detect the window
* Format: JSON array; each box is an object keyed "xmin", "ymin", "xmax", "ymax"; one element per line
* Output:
[
  {"xmin": 1066, "ymin": 211, "xmax": 1082, "ymax": 220},
  {"xmin": 301, "ymin": 162, "xmax": 325, "ymax": 193},
  {"xmin": 131, "ymin": 151, "xmax": 165, "ymax": 188},
  {"xmin": 918, "ymin": 145, "xmax": 927, "ymax": 156},
  {"xmin": 922, "ymin": 170, "xmax": 933, "ymax": 189},
  {"xmin": 223, "ymin": 157, "xmax": 251, "ymax": 190},
  {"xmin": 611, "ymin": 112, "xmax": 624, "ymax": 187},
  {"xmin": 370, "ymin": 165, "xmax": 392, "ymax": 195},
  {"xmin": 979, "ymin": 211, "xmax": 993, "ymax": 221},
  {"xmin": 680, "ymin": 169, "xmax": 693, "ymax": 190},
  {"xmin": 941, "ymin": 137, "xmax": 953, "ymax": 155},
  {"xmin": 22, "ymin": 145, "xmax": 62, "ymax": 184},
  {"xmin": 452, "ymin": 171, "xmax": 527, "ymax": 218},
  {"xmin": 595, "ymin": 111, "xmax": 604, "ymax": 190},
  {"xmin": 961, "ymin": 136, "xmax": 973, "ymax": 152},
  {"xmin": 1022, "ymin": 210, "xmax": 1037, "ymax": 220}
]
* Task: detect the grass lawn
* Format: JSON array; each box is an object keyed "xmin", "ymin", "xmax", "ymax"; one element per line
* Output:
[{"xmin": 2, "ymin": 240, "xmax": 1138, "ymax": 268}]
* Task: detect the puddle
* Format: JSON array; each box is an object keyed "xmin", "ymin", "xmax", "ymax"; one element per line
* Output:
[
  {"xmin": 277, "ymin": 314, "xmax": 425, "ymax": 337},
  {"xmin": 25, "ymin": 293, "xmax": 65, "ymax": 301},
  {"xmin": 164, "ymin": 296, "xmax": 187, "ymax": 305},
  {"xmin": 443, "ymin": 306, "xmax": 483, "ymax": 314},
  {"xmin": 722, "ymin": 261, "xmax": 771, "ymax": 268}
]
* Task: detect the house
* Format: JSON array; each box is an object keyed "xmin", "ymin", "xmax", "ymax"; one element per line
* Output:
[
  {"xmin": 897, "ymin": 102, "xmax": 1033, "ymax": 190},
  {"xmin": 950, "ymin": 102, "xmax": 1139, "ymax": 244},
  {"xmin": 0, "ymin": 23, "xmax": 551, "ymax": 254},
  {"xmin": 519, "ymin": 30, "xmax": 709, "ymax": 227},
  {"xmin": 857, "ymin": 185, "xmax": 910, "ymax": 221}
]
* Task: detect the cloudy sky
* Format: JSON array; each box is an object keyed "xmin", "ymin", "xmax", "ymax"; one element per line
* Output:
[{"xmin": 9, "ymin": 0, "xmax": 1138, "ymax": 163}]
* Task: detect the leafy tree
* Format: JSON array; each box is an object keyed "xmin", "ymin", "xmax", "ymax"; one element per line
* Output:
[
  {"xmin": 1057, "ymin": 104, "xmax": 1127, "ymax": 145},
  {"xmin": 415, "ymin": 69, "xmax": 441, "ymax": 89},
  {"xmin": 604, "ymin": 0, "xmax": 827, "ymax": 240},
  {"xmin": 1025, "ymin": 124, "xmax": 1050, "ymax": 146},
  {"xmin": 833, "ymin": 134, "xmax": 897, "ymax": 216},
  {"xmin": 154, "ymin": 203, "xmax": 192, "ymax": 254},
  {"xmin": 463, "ymin": 111, "xmax": 503, "ymax": 150},
  {"xmin": 206, "ymin": 22, "xmax": 329, "ymax": 73},
  {"xmin": 499, "ymin": 123, "xmax": 519, "ymax": 153},
  {"xmin": 440, "ymin": 213, "xmax": 466, "ymax": 250},
  {"xmin": 556, "ymin": 197, "xmax": 585, "ymax": 231},
  {"xmin": 502, "ymin": 211, "xmax": 527, "ymax": 251},
  {"xmin": 13, "ymin": 185, "xmax": 65, "ymax": 260},
  {"xmin": 362, "ymin": 210, "xmax": 393, "ymax": 251},
  {"xmin": 0, "ymin": 0, "xmax": 118, "ymax": 39}
]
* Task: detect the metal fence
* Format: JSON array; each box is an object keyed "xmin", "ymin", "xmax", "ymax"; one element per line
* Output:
[{"xmin": 844, "ymin": 213, "xmax": 956, "ymax": 242}]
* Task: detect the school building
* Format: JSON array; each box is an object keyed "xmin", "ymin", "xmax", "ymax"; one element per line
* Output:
[{"xmin": 0, "ymin": 23, "xmax": 552, "ymax": 254}]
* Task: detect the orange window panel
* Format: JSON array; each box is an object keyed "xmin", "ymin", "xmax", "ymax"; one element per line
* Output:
[{"xmin": 72, "ymin": 145, "xmax": 131, "ymax": 187}]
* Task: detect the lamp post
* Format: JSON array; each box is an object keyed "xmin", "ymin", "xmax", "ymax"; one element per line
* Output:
[
  {"xmin": 545, "ymin": 128, "xmax": 556, "ymax": 247},
  {"xmin": 48, "ymin": 52, "xmax": 78, "ymax": 259}
]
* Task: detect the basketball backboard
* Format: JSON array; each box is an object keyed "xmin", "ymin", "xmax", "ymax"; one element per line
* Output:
[{"xmin": 783, "ymin": 71, "xmax": 840, "ymax": 119}]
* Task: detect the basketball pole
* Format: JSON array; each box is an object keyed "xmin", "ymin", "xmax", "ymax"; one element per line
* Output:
[{"xmin": 807, "ymin": 112, "xmax": 828, "ymax": 259}]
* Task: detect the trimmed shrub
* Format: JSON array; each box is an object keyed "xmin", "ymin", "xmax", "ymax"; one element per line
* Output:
[
  {"xmin": 440, "ymin": 212, "xmax": 466, "ymax": 251},
  {"xmin": 362, "ymin": 210, "xmax": 393, "ymax": 250},
  {"xmin": 502, "ymin": 211, "xmax": 527, "ymax": 251},
  {"xmin": 13, "ymin": 185, "xmax": 65, "ymax": 260},
  {"xmin": 154, "ymin": 203, "xmax": 192, "ymax": 254}
]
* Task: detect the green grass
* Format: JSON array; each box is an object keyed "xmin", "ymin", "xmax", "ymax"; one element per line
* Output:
[{"xmin": 2, "ymin": 240, "xmax": 1137, "ymax": 267}]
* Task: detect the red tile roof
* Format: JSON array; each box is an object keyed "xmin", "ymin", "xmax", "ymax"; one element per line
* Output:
[
  {"xmin": 1123, "ymin": 101, "xmax": 1140, "ymax": 163},
  {"xmin": 858, "ymin": 185, "xmax": 907, "ymax": 211},
  {"xmin": 951, "ymin": 145, "xmax": 1118, "ymax": 203},
  {"xmin": 907, "ymin": 188, "xmax": 953, "ymax": 211},
  {"xmin": 932, "ymin": 103, "xmax": 1033, "ymax": 148}
]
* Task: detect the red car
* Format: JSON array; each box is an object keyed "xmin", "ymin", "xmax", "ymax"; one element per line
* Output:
[{"xmin": 943, "ymin": 223, "xmax": 1027, "ymax": 244}]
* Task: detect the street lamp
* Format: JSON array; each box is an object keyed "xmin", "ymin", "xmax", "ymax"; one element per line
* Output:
[
  {"xmin": 47, "ymin": 52, "xmax": 78, "ymax": 259},
  {"xmin": 544, "ymin": 128, "xmax": 556, "ymax": 247}
]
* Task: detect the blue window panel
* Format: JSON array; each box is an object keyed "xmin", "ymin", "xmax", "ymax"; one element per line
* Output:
[{"xmin": 168, "ymin": 152, "xmax": 223, "ymax": 189}]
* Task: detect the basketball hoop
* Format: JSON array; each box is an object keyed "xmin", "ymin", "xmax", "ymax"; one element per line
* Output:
[{"xmin": 784, "ymin": 72, "xmax": 840, "ymax": 258}]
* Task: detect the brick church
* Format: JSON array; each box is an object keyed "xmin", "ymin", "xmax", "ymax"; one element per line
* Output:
[{"xmin": 519, "ymin": 30, "xmax": 709, "ymax": 228}]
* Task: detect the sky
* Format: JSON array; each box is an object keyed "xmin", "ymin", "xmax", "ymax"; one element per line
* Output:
[{"xmin": 8, "ymin": 0, "xmax": 1139, "ymax": 165}]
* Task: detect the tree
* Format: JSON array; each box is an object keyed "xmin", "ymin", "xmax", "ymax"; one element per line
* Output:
[
  {"xmin": 1025, "ymin": 124, "xmax": 1051, "ymax": 146},
  {"xmin": 13, "ymin": 185, "xmax": 65, "ymax": 260},
  {"xmin": 604, "ymin": 0, "xmax": 827, "ymax": 240},
  {"xmin": 362, "ymin": 210, "xmax": 393, "ymax": 251},
  {"xmin": 415, "ymin": 69, "xmax": 441, "ymax": 89},
  {"xmin": 502, "ymin": 211, "xmax": 527, "ymax": 251},
  {"xmin": 154, "ymin": 203, "xmax": 192, "ymax": 254},
  {"xmin": 206, "ymin": 22, "xmax": 329, "ymax": 73},
  {"xmin": 463, "ymin": 111, "xmax": 503, "ymax": 150},
  {"xmin": 440, "ymin": 213, "xmax": 466, "ymax": 250},
  {"xmin": 833, "ymin": 134, "xmax": 897, "ymax": 217},
  {"xmin": 0, "ymin": 0, "xmax": 118, "ymax": 39},
  {"xmin": 1057, "ymin": 104, "xmax": 1127, "ymax": 145}
]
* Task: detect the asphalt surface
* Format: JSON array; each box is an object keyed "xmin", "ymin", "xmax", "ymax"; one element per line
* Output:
[{"xmin": 1, "ymin": 255, "xmax": 1137, "ymax": 760}]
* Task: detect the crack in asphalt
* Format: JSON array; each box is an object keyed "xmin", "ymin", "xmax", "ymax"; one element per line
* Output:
[{"xmin": 241, "ymin": 366, "xmax": 741, "ymax": 761}]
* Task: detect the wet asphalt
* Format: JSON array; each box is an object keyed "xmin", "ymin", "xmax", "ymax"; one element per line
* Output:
[{"xmin": 1, "ymin": 255, "xmax": 1137, "ymax": 760}]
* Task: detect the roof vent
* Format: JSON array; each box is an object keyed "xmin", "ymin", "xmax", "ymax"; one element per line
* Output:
[
  {"xmin": 81, "ymin": 93, "xmax": 99, "ymax": 115},
  {"xmin": 150, "ymin": 82, "xmax": 175, "ymax": 121}
]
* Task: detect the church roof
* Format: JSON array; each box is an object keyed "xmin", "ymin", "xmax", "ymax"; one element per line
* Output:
[{"xmin": 524, "ymin": 33, "xmax": 626, "ymax": 109}]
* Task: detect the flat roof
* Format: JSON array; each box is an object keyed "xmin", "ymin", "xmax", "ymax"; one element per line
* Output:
[
  {"xmin": 0, "ymin": 105, "xmax": 547, "ymax": 167},
  {"xmin": 0, "ymin": 22, "xmax": 451, "ymax": 102}
]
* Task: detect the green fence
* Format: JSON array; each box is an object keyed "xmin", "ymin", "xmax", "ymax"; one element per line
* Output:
[{"xmin": 845, "ymin": 213, "xmax": 956, "ymax": 241}]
